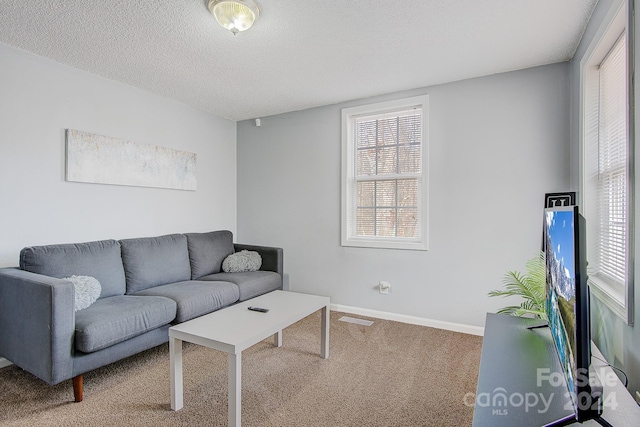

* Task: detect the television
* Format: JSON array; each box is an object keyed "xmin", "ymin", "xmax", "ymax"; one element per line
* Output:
[{"xmin": 543, "ymin": 205, "xmax": 603, "ymax": 425}]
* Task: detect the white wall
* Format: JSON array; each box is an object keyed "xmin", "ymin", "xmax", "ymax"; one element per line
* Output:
[
  {"xmin": 237, "ymin": 63, "xmax": 570, "ymax": 328},
  {"xmin": 0, "ymin": 43, "xmax": 237, "ymax": 267}
]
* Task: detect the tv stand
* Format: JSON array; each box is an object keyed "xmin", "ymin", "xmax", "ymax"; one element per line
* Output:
[
  {"xmin": 526, "ymin": 323, "xmax": 549, "ymax": 330},
  {"xmin": 472, "ymin": 313, "xmax": 640, "ymax": 426},
  {"xmin": 545, "ymin": 414, "xmax": 613, "ymax": 427}
]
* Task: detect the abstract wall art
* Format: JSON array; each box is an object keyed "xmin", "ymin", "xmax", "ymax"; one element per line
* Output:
[{"xmin": 65, "ymin": 129, "xmax": 197, "ymax": 191}]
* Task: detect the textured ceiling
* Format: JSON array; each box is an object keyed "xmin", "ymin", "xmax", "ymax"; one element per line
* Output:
[{"xmin": 0, "ymin": 0, "xmax": 598, "ymax": 121}]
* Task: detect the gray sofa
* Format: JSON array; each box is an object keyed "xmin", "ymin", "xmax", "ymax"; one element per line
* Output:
[{"xmin": 0, "ymin": 230, "xmax": 283, "ymax": 402}]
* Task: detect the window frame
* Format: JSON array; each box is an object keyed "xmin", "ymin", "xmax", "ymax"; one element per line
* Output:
[
  {"xmin": 579, "ymin": 0, "xmax": 635, "ymax": 325},
  {"xmin": 341, "ymin": 95, "xmax": 429, "ymax": 250}
]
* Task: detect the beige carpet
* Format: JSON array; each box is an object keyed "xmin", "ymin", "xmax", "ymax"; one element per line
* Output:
[{"xmin": 0, "ymin": 311, "xmax": 482, "ymax": 427}]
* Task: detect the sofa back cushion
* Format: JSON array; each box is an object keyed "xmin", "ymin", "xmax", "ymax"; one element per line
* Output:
[
  {"xmin": 19, "ymin": 239, "xmax": 126, "ymax": 298},
  {"xmin": 120, "ymin": 233, "xmax": 191, "ymax": 293},
  {"xmin": 184, "ymin": 230, "xmax": 235, "ymax": 279}
]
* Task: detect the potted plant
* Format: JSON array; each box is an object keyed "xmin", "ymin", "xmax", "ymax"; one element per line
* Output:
[{"xmin": 488, "ymin": 251, "xmax": 547, "ymax": 319}]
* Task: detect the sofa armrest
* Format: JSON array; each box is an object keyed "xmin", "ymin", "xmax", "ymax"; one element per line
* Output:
[
  {"xmin": 234, "ymin": 244, "xmax": 283, "ymax": 277},
  {"xmin": 0, "ymin": 268, "xmax": 75, "ymax": 385}
]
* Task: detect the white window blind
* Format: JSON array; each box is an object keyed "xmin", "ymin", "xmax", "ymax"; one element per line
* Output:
[
  {"xmin": 581, "ymin": 0, "xmax": 633, "ymax": 325},
  {"xmin": 354, "ymin": 110, "xmax": 422, "ymax": 239},
  {"xmin": 342, "ymin": 95, "xmax": 428, "ymax": 250},
  {"xmin": 595, "ymin": 34, "xmax": 628, "ymax": 289}
]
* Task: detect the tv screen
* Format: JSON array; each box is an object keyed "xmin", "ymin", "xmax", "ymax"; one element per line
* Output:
[{"xmin": 544, "ymin": 205, "xmax": 595, "ymax": 422}]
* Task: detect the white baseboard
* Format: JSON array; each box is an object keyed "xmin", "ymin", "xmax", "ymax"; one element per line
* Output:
[
  {"xmin": 0, "ymin": 357, "xmax": 13, "ymax": 369},
  {"xmin": 331, "ymin": 303, "xmax": 485, "ymax": 336}
]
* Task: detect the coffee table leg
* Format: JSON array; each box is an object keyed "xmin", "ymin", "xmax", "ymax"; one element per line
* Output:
[
  {"xmin": 321, "ymin": 305, "xmax": 330, "ymax": 359},
  {"xmin": 170, "ymin": 336, "xmax": 183, "ymax": 410},
  {"xmin": 274, "ymin": 330, "xmax": 283, "ymax": 347},
  {"xmin": 228, "ymin": 352, "xmax": 242, "ymax": 427}
]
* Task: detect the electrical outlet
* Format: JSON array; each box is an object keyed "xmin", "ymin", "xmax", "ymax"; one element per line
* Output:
[{"xmin": 379, "ymin": 281, "xmax": 391, "ymax": 295}]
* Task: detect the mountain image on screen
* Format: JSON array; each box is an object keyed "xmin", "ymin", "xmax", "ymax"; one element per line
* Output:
[
  {"xmin": 543, "ymin": 206, "xmax": 601, "ymax": 423},
  {"xmin": 548, "ymin": 251, "xmax": 576, "ymax": 300},
  {"xmin": 545, "ymin": 210, "xmax": 578, "ymax": 403}
]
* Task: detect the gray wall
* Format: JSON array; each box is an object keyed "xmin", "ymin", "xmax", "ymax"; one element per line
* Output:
[
  {"xmin": 569, "ymin": 0, "xmax": 640, "ymax": 397},
  {"xmin": 0, "ymin": 43, "xmax": 238, "ymax": 268},
  {"xmin": 237, "ymin": 63, "xmax": 570, "ymax": 329}
]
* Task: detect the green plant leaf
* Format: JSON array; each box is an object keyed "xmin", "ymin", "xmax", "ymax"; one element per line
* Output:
[{"xmin": 488, "ymin": 251, "xmax": 547, "ymax": 320}]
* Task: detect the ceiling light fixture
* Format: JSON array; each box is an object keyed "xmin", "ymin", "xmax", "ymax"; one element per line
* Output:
[{"xmin": 207, "ymin": 0, "xmax": 260, "ymax": 35}]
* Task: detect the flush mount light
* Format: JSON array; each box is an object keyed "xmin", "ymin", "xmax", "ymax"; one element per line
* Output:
[{"xmin": 207, "ymin": 0, "xmax": 260, "ymax": 35}]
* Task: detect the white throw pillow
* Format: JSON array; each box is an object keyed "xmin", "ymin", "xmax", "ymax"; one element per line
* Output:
[
  {"xmin": 222, "ymin": 250, "xmax": 262, "ymax": 273},
  {"xmin": 63, "ymin": 275, "xmax": 102, "ymax": 311}
]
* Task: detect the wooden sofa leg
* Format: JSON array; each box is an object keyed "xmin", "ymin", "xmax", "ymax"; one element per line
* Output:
[{"xmin": 73, "ymin": 375, "xmax": 83, "ymax": 402}]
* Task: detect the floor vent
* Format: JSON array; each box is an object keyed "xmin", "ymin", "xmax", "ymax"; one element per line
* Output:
[{"xmin": 339, "ymin": 316, "xmax": 374, "ymax": 326}]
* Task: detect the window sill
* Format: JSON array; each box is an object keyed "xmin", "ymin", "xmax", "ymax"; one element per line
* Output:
[
  {"xmin": 588, "ymin": 277, "xmax": 632, "ymax": 325},
  {"xmin": 341, "ymin": 238, "xmax": 428, "ymax": 251}
]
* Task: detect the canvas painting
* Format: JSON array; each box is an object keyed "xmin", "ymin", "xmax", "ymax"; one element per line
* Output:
[{"xmin": 66, "ymin": 129, "xmax": 197, "ymax": 191}]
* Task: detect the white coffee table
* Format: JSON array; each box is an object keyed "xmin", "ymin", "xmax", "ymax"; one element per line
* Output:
[{"xmin": 169, "ymin": 290, "xmax": 330, "ymax": 426}]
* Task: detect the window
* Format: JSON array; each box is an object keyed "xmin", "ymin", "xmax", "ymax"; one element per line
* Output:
[
  {"xmin": 341, "ymin": 95, "xmax": 428, "ymax": 250},
  {"xmin": 581, "ymin": 0, "xmax": 634, "ymax": 324}
]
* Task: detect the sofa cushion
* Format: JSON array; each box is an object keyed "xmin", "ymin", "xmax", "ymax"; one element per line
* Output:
[
  {"xmin": 74, "ymin": 295, "xmax": 177, "ymax": 353},
  {"xmin": 222, "ymin": 250, "xmax": 262, "ymax": 273},
  {"xmin": 63, "ymin": 275, "xmax": 102, "ymax": 311},
  {"xmin": 199, "ymin": 271, "xmax": 282, "ymax": 301},
  {"xmin": 120, "ymin": 234, "xmax": 191, "ymax": 293},
  {"xmin": 185, "ymin": 231, "xmax": 235, "ymax": 279},
  {"xmin": 19, "ymin": 239, "xmax": 126, "ymax": 298},
  {"xmin": 133, "ymin": 280, "xmax": 239, "ymax": 323}
]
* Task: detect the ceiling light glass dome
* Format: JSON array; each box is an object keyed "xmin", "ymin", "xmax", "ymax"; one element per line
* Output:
[{"xmin": 208, "ymin": 0, "xmax": 260, "ymax": 35}]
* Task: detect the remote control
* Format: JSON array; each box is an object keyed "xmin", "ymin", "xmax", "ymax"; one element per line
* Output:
[{"xmin": 248, "ymin": 306, "xmax": 269, "ymax": 313}]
